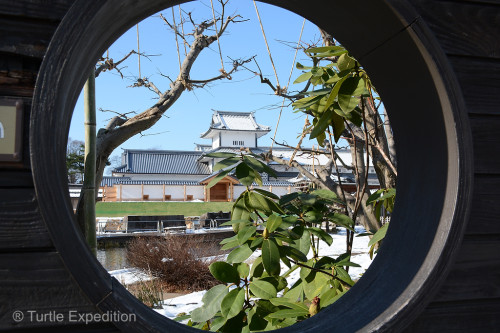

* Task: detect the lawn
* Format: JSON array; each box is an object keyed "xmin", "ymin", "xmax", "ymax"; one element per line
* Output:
[{"xmin": 96, "ymin": 201, "xmax": 234, "ymax": 217}]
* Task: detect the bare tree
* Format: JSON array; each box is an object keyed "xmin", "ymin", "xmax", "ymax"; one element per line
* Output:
[{"xmin": 76, "ymin": 1, "xmax": 250, "ymax": 232}]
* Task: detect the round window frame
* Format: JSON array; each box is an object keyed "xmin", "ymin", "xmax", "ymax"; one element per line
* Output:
[{"xmin": 30, "ymin": 0, "xmax": 473, "ymax": 332}]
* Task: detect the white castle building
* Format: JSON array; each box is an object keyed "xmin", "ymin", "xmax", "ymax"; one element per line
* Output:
[{"xmin": 100, "ymin": 111, "xmax": 379, "ymax": 202}]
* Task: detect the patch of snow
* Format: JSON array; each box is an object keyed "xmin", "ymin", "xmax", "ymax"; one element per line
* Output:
[{"xmin": 109, "ymin": 268, "xmax": 152, "ymax": 285}]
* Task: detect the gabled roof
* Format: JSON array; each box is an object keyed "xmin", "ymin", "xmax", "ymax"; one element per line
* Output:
[
  {"xmin": 113, "ymin": 149, "xmax": 211, "ymax": 175},
  {"xmin": 200, "ymin": 111, "xmax": 271, "ymax": 138}
]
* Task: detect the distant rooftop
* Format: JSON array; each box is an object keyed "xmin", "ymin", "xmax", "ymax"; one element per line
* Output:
[
  {"xmin": 200, "ymin": 111, "xmax": 271, "ymax": 139},
  {"xmin": 114, "ymin": 149, "xmax": 210, "ymax": 175}
]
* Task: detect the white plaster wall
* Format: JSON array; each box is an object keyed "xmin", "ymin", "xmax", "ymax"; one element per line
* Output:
[
  {"xmin": 165, "ymin": 185, "xmax": 185, "ymax": 200},
  {"xmin": 186, "ymin": 185, "xmax": 205, "ymax": 200},
  {"xmin": 143, "ymin": 185, "xmax": 164, "ymax": 200},
  {"xmin": 220, "ymin": 131, "xmax": 256, "ymax": 148},
  {"xmin": 122, "ymin": 185, "xmax": 142, "ymax": 200},
  {"xmin": 212, "ymin": 134, "xmax": 220, "ymax": 148}
]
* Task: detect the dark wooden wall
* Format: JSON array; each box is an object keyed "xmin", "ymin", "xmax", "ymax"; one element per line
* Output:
[
  {"xmin": 0, "ymin": 0, "xmax": 498, "ymax": 331},
  {"xmin": 403, "ymin": 1, "xmax": 500, "ymax": 331},
  {"xmin": 0, "ymin": 1, "xmax": 117, "ymax": 331}
]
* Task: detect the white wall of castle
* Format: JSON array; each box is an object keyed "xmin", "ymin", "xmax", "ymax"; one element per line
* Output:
[{"xmin": 212, "ymin": 131, "xmax": 257, "ymax": 149}]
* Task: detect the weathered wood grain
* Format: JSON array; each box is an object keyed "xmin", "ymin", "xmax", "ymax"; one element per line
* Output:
[
  {"xmin": 0, "ymin": 53, "xmax": 41, "ymax": 96},
  {"xmin": 0, "ymin": 251, "xmax": 99, "ymax": 330},
  {"xmin": 0, "ymin": 17, "xmax": 59, "ymax": 58},
  {"xmin": 0, "ymin": 188, "xmax": 53, "ymax": 249},
  {"xmin": 449, "ymin": 56, "xmax": 500, "ymax": 115},
  {"xmin": 404, "ymin": 299, "xmax": 500, "ymax": 332},
  {"xmin": 0, "ymin": 0, "xmax": 74, "ymax": 21},
  {"xmin": 433, "ymin": 235, "xmax": 500, "ymax": 302},
  {"xmin": 467, "ymin": 175, "xmax": 500, "ymax": 234},
  {"xmin": 470, "ymin": 115, "xmax": 500, "ymax": 174},
  {"xmin": 413, "ymin": 0, "xmax": 500, "ymax": 58}
]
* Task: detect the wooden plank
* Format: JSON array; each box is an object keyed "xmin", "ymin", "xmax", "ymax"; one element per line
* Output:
[
  {"xmin": 466, "ymin": 175, "xmax": 500, "ymax": 234},
  {"xmin": 433, "ymin": 235, "xmax": 500, "ymax": 302},
  {"xmin": 0, "ymin": 53, "xmax": 41, "ymax": 96},
  {"xmin": 0, "ymin": 188, "xmax": 53, "ymax": 249},
  {"xmin": 0, "ymin": 251, "xmax": 100, "ymax": 330},
  {"xmin": 414, "ymin": 0, "xmax": 500, "ymax": 58},
  {"xmin": 449, "ymin": 56, "xmax": 500, "ymax": 115},
  {"xmin": 0, "ymin": 17, "xmax": 59, "ymax": 58},
  {"xmin": 470, "ymin": 115, "xmax": 500, "ymax": 174},
  {"xmin": 0, "ymin": 0, "xmax": 73, "ymax": 21},
  {"xmin": 404, "ymin": 299, "xmax": 500, "ymax": 332}
]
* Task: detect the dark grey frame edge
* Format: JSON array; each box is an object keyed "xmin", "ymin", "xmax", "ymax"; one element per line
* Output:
[{"xmin": 30, "ymin": 0, "xmax": 473, "ymax": 332}]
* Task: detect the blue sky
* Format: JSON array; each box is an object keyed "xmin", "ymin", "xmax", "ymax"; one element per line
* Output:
[{"xmin": 69, "ymin": 1, "xmax": 326, "ymax": 163}]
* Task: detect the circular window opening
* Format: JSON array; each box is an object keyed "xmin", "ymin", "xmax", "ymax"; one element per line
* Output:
[
  {"xmin": 31, "ymin": 0, "xmax": 472, "ymax": 332},
  {"xmin": 66, "ymin": 1, "xmax": 395, "ymax": 328}
]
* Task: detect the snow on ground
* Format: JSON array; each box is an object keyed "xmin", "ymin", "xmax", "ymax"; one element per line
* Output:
[
  {"xmin": 140, "ymin": 227, "xmax": 374, "ymax": 320},
  {"xmin": 109, "ymin": 267, "xmax": 152, "ymax": 285}
]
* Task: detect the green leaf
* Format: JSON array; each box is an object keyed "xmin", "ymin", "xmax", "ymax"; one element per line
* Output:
[
  {"xmin": 190, "ymin": 284, "xmax": 228, "ymax": 322},
  {"xmin": 231, "ymin": 195, "xmax": 251, "ymax": 223},
  {"xmin": 253, "ymin": 188, "xmax": 279, "ymax": 200},
  {"xmin": 330, "ymin": 213, "xmax": 355, "ymax": 231},
  {"xmin": 210, "ymin": 316, "xmax": 227, "ymax": 331},
  {"xmin": 296, "ymin": 62, "xmax": 313, "ymax": 70},
  {"xmin": 209, "ymin": 261, "xmax": 240, "ymax": 284},
  {"xmin": 331, "ymin": 111, "xmax": 345, "ymax": 142},
  {"xmin": 305, "ymin": 46, "xmax": 346, "ymax": 54},
  {"xmin": 220, "ymin": 235, "xmax": 240, "ymax": 250},
  {"xmin": 309, "ymin": 109, "xmax": 333, "ymax": 140},
  {"xmin": 292, "ymin": 95, "xmax": 323, "ymax": 110},
  {"xmin": 250, "ymin": 236, "xmax": 264, "ymax": 249},
  {"xmin": 234, "ymin": 263, "xmax": 250, "ymax": 279},
  {"xmin": 319, "ymin": 287, "xmax": 339, "ymax": 308},
  {"xmin": 337, "ymin": 53, "xmax": 356, "ymax": 71},
  {"xmin": 293, "ymin": 71, "xmax": 313, "ymax": 84},
  {"xmin": 262, "ymin": 239, "xmax": 281, "ymax": 276},
  {"xmin": 283, "ymin": 280, "xmax": 304, "ymax": 302},
  {"xmin": 267, "ymin": 308, "xmax": 309, "ymax": 319},
  {"xmin": 227, "ymin": 244, "xmax": 253, "ymax": 264},
  {"xmin": 221, "ymin": 287, "xmax": 246, "ymax": 319},
  {"xmin": 248, "ymin": 192, "xmax": 273, "ymax": 215},
  {"xmin": 280, "ymin": 192, "xmax": 300, "ymax": 206},
  {"xmin": 281, "ymin": 245, "xmax": 308, "ymax": 262},
  {"xmin": 334, "ymin": 266, "xmax": 355, "ymax": 286},
  {"xmin": 249, "ymin": 279, "xmax": 277, "ymax": 300},
  {"xmin": 220, "ymin": 219, "xmax": 252, "ymax": 227},
  {"xmin": 266, "ymin": 214, "xmax": 282, "ymax": 233},
  {"xmin": 290, "ymin": 229, "xmax": 310, "ymax": 256},
  {"xmin": 269, "ymin": 298, "xmax": 309, "ymax": 312},
  {"xmin": 310, "ymin": 189, "xmax": 339, "ymax": 201},
  {"xmin": 236, "ymin": 162, "xmax": 257, "ymax": 186},
  {"xmin": 207, "ymin": 168, "xmax": 233, "ymax": 189},
  {"xmin": 213, "ymin": 156, "xmax": 241, "ymax": 171},
  {"xmin": 368, "ymin": 223, "xmax": 389, "ymax": 247},
  {"xmin": 308, "ymin": 227, "xmax": 333, "ymax": 246},
  {"xmin": 250, "ymin": 257, "xmax": 265, "ymax": 278},
  {"xmin": 205, "ymin": 152, "xmax": 236, "ymax": 158},
  {"xmin": 248, "ymin": 307, "xmax": 268, "ymax": 332},
  {"xmin": 243, "ymin": 156, "xmax": 277, "ymax": 179},
  {"xmin": 237, "ymin": 225, "xmax": 257, "ymax": 245}
]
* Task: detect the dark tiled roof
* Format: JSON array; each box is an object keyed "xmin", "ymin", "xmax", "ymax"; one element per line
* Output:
[
  {"xmin": 114, "ymin": 150, "xmax": 211, "ymax": 175},
  {"xmin": 116, "ymin": 180, "xmax": 200, "ymax": 185},
  {"xmin": 101, "ymin": 176, "xmax": 131, "ymax": 187}
]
